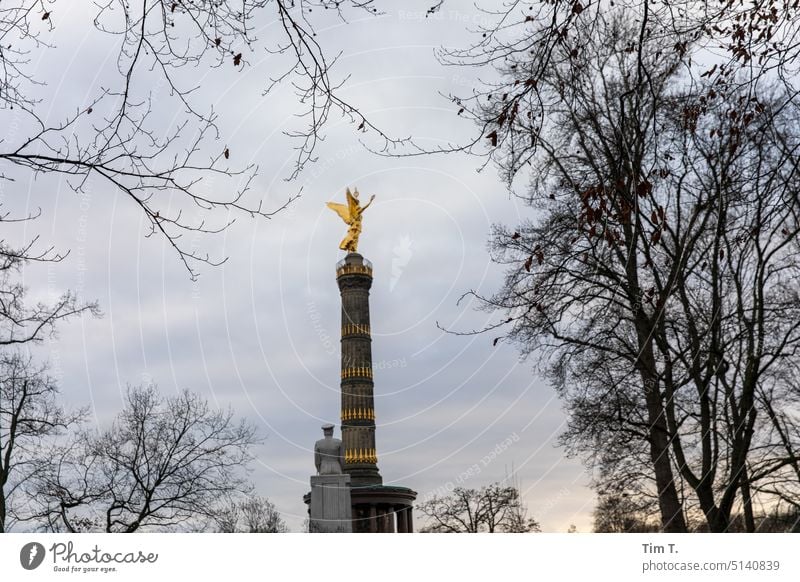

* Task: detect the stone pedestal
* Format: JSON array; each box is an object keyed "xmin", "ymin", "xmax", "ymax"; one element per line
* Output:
[{"xmin": 310, "ymin": 474, "xmax": 352, "ymax": 533}]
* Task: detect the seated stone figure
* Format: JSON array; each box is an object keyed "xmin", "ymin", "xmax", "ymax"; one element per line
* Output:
[{"xmin": 314, "ymin": 424, "xmax": 345, "ymax": 475}]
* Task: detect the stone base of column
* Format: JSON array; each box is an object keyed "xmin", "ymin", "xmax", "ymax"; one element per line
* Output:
[
  {"xmin": 349, "ymin": 485, "xmax": 417, "ymax": 533},
  {"xmin": 310, "ymin": 474, "xmax": 353, "ymax": 533}
]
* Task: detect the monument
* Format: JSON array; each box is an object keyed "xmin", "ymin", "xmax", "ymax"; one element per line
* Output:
[
  {"xmin": 325, "ymin": 187, "xmax": 375, "ymax": 252},
  {"xmin": 309, "ymin": 424, "xmax": 352, "ymax": 533},
  {"xmin": 305, "ymin": 188, "xmax": 417, "ymax": 533}
]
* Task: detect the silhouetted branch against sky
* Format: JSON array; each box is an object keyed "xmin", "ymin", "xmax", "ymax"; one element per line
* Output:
[
  {"xmin": 0, "ymin": 1, "xmax": 404, "ymax": 278},
  {"xmin": 396, "ymin": 1, "xmax": 800, "ymax": 180},
  {"xmin": 28, "ymin": 384, "xmax": 261, "ymax": 533},
  {"xmin": 423, "ymin": 2, "xmax": 800, "ymax": 532}
]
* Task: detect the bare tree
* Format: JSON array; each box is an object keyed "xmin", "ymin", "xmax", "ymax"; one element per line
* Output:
[
  {"xmin": 417, "ymin": 1, "xmax": 800, "ymax": 176},
  {"xmin": 593, "ymin": 492, "xmax": 658, "ymax": 533},
  {"xmin": 29, "ymin": 384, "xmax": 259, "ymax": 532},
  {"xmin": 417, "ymin": 482, "xmax": 540, "ymax": 533},
  {"xmin": 214, "ymin": 495, "xmax": 288, "ymax": 533},
  {"xmin": 439, "ymin": 8, "xmax": 800, "ymax": 533},
  {"xmin": 749, "ymin": 368, "xmax": 800, "ymax": 529},
  {"xmin": 0, "ymin": 352, "xmax": 85, "ymax": 532},
  {"xmin": 0, "ymin": 208, "xmax": 97, "ymax": 532},
  {"xmin": 446, "ymin": 12, "xmax": 689, "ymax": 531},
  {"xmin": 0, "ymin": 1, "xmax": 395, "ymax": 278},
  {"xmin": 0, "ymin": 210, "xmax": 99, "ymax": 347}
]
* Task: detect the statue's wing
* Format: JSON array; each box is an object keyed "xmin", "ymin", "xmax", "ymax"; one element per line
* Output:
[
  {"xmin": 326, "ymin": 202, "xmax": 351, "ymax": 224},
  {"xmin": 346, "ymin": 189, "xmax": 359, "ymax": 214}
]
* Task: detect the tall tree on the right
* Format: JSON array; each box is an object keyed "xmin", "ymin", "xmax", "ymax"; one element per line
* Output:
[{"xmin": 443, "ymin": 9, "xmax": 800, "ymax": 532}]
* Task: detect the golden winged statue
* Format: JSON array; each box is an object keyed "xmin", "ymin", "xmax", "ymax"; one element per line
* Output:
[{"xmin": 326, "ymin": 187, "xmax": 375, "ymax": 252}]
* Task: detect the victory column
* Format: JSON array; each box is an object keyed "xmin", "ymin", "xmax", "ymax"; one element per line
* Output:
[{"xmin": 306, "ymin": 188, "xmax": 416, "ymax": 533}]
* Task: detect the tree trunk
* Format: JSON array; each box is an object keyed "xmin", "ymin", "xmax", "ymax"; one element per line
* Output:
[
  {"xmin": 640, "ymin": 367, "xmax": 687, "ymax": 532},
  {"xmin": 695, "ymin": 486, "xmax": 728, "ymax": 532},
  {"xmin": 740, "ymin": 470, "xmax": 756, "ymax": 532},
  {"xmin": 0, "ymin": 488, "xmax": 6, "ymax": 533}
]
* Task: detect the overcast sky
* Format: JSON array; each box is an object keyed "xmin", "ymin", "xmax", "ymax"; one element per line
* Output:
[{"xmin": 8, "ymin": 1, "xmax": 593, "ymax": 532}]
